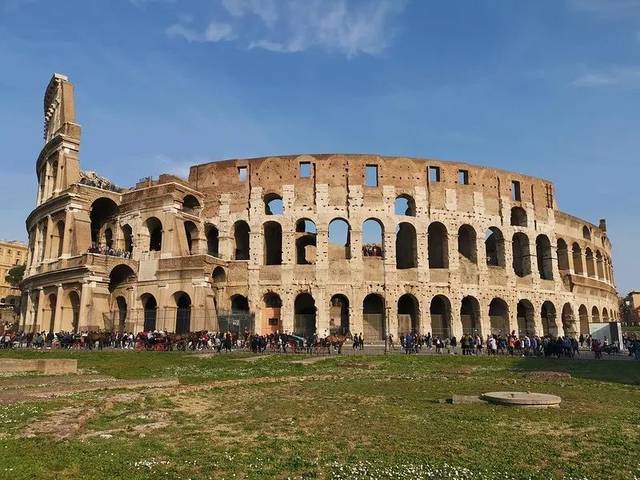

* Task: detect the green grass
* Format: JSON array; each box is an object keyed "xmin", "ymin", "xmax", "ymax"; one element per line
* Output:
[{"xmin": 0, "ymin": 350, "xmax": 638, "ymax": 479}]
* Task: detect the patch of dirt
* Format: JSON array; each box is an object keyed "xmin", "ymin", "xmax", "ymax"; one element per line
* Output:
[
  {"xmin": 21, "ymin": 406, "xmax": 97, "ymax": 440},
  {"xmin": 291, "ymin": 356, "xmax": 333, "ymax": 365},
  {"xmin": 237, "ymin": 355, "xmax": 271, "ymax": 362},
  {"xmin": 339, "ymin": 362, "xmax": 378, "ymax": 370},
  {"xmin": 525, "ymin": 371, "xmax": 572, "ymax": 381}
]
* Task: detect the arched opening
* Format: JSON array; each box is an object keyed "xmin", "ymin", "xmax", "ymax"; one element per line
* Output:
[
  {"xmin": 295, "ymin": 219, "xmax": 317, "ymax": 264},
  {"xmin": 582, "ymin": 225, "xmax": 591, "ymax": 240},
  {"xmin": 175, "ymin": 292, "xmax": 191, "ymax": 334},
  {"xmin": 212, "ymin": 266, "xmax": 226, "ymax": 285},
  {"xmin": 263, "ymin": 221, "xmax": 283, "ymax": 265},
  {"xmin": 231, "ymin": 295, "xmax": 250, "ymax": 313},
  {"xmin": 512, "ymin": 232, "xmax": 531, "ymax": 277},
  {"xmin": 264, "ymin": 193, "xmax": 284, "ymax": 215},
  {"xmin": 561, "ymin": 303, "xmax": 576, "ymax": 337},
  {"xmin": 184, "ymin": 221, "xmax": 199, "ymax": 255},
  {"xmin": 47, "ymin": 294, "xmax": 57, "ymax": 333},
  {"xmin": 233, "ymin": 221, "xmax": 250, "ymax": 260},
  {"xmin": 363, "ymin": 293, "xmax": 385, "ymax": 341},
  {"xmin": 591, "ymin": 306, "xmax": 600, "ymax": 323},
  {"xmin": 39, "ymin": 222, "xmax": 48, "ymax": 261},
  {"xmin": 428, "ymin": 222, "xmax": 448, "ymax": 268},
  {"xmin": 206, "ymin": 224, "xmax": 219, "ymax": 257},
  {"xmin": 489, "ymin": 298, "xmax": 509, "ymax": 335},
  {"xmin": 578, "ymin": 305, "xmax": 589, "ymax": 336},
  {"xmin": 90, "ymin": 198, "xmax": 118, "ymax": 245},
  {"xmin": 485, "ymin": 227, "xmax": 505, "ymax": 267},
  {"xmin": 51, "ymin": 220, "xmax": 65, "ymax": 258},
  {"xmin": 557, "ymin": 238, "xmax": 569, "ymax": 271},
  {"xmin": 536, "ymin": 234, "xmax": 553, "ymax": 280},
  {"xmin": 121, "ymin": 224, "xmax": 133, "ymax": 255},
  {"xmin": 602, "ymin": 308, "xmax": 610, "ymax": 322},
  {"xmin": 362, "ymin": 218, "xmax": 384, "ymax": 258},
  {"xmin": 396, "ymin": 222, "xmax": 417, "ymax": 269},
  {"xmin": 294, "ymin": 293, "xmax": 316, "ymax": 338},
  {"xmin": 262, "ymin": 292, "xmax": 282, "ymax": 333},
  {"xmin": 585, "ymin": 248, "xmax": 596, "ymax": 277},
  {"xmin": 394, "ymin": 195, "xmax": 416, "ymax": 216},
  {"xmin": 182, "ymin": 195, "xmax": 201, "ymax": 214},
  {"xmin": 104, "ymin": 228, "xmax": 113, "ymax": 249},
  {"xmin": 595, "ymin": 251, "xmax": 604, "ymax": 279},
  {"xmin": 116, "ymin": 296, "xmax": 127, "ymax": 333},
  {"xmin": 430, "ymin": 295, "xmax": 451, "ymax": 338},
  {"xmin": 328, "ymin": 218, "xmax": 351, "ymax": 260},
  {"xmin": 330, "ymin": 294, "xmax": 350, "ymax": 335},
  {"xmin": 541, "ymin": 301, "xmax": 557, "ymax": 336},
  {"xmin": 458, "ymin": 224, "xmax": 477, "ymax": 265},
  {"xmin": 109, "ymin": 264, "xmax": 136, "ymax": 293},
  {"xmin": 516, "ymin": 300, "xmax": 535, "ymax": 336},
  {"xmin": 460, "ymin": 296, "xmax": 481, "ymax": 336},
  {"xmin": 68, "ymin": 291, "xmax": 80, "ymax": 333},
  {"xmin": 572, "ymin": 243, "xmax": 583, "ymax": 275},
  {"xmin": 397, "ymin": 294, "xmax": 419, "ymax": 336},
  {"xmin": 141, "ymin": 294, "xmax": 157, "ymax": 332},
  {"xmin": 146, "ymin": 217, "xmax": 163, "ymax": 252},
  {"xmin": 510, "ymin": 206, "xmax": 527, "ymax": 227}
]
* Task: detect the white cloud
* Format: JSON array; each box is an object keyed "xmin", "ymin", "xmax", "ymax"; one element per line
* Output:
[
  {"xmin": 571, "ymin": 66, "xmax": 640, "ymax": 87},
  {"xmin": 166, "ymin": 20, "xmax": 235, "ymax": 43},
  {"xmin": 167, "ymin": 0, "xmax": 407, "ymax": 58}
]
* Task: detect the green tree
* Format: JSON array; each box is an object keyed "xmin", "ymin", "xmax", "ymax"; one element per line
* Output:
[{"xmin": 5, "ymin": 264, "xmax": 25, "ymax": 287}]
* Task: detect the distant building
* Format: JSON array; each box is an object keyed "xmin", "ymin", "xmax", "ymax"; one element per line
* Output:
[
  {"xmin": 0, "ymin": 239, "xmax": 27, "ymax": 326},
  {"xmin": 621, "ymin": 292, "xmax": 640, "ymax": 326}
]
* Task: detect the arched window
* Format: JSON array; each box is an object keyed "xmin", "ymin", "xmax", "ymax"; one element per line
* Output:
[
  {"xmin": 489, "ymin": 298, "xmax": 509, "ymax": 335},
  {"xmin": 141, "ymin": 294, "xmax": 157, "ymax": 332},
  {"xmin": 68, "ymin": 291, "xmax": 81, "ymax": 333},
  {"xmin": 263, "ymin": 221, "xmax": 283, "ymax": 265},
  {"xmin": 582, "ymin": 225, "xmax": 591, "ymax": 240},
  {"xmin": 212, "ymin": 266, "xmax": 226, "ymax": 285},
  {"xmin": 485, "ymin": 227, "xmax": 505, "ymax": 267},
  {"xmin": 116, "ymin": 296, "xmax": 127, "ymax": 333},
  {"xmin": 572, "ymin": 243, "xmax": 583, "ymax": 275},
  {"xmin": 510, "ymin": 207, "xmax": 527, "ymax": 227},
  {"xmin": 206, "ymin": 225, "xmax": 219, "ymax": 257},
  {"xmin": 146, "ymin": 217, "xmax": 163, "ymax": 252},
  {"xmin": 121, "ymin": 224, "xmax": 133, "ymax": 254},
  {"xmin": 585, "ymin": 248, "xmax": 595, "ymax": 277},
  {"xmin": 295, "ymin": 219, "xmax": 317, "ymax": 265},
  {"xmin": 595, "ymin": 251, "xmax": 604, "ymax": 279},
  {"xmin": 428, "ymin": 222, "xmax": 448, "ymax": 268},
  {"xmin": 264, "ymin": 193, "xmax": 284, "ymax": 215},
  {"xmin": 90, "ymin": 198, "xmax": 118, "ymax": 245},
  {"xmin": 394, "ymin": 195, "xmax": 416, "ymax": 216},
  {"xmin": 516, "ymin": 299, "xmax": 535, "ymax": 336},
  {"xmin": 182, "ymin": 195, "xmax": 201, "ymax": 214},
  {"xmin": 541, "ymin": 301, "xmax": 557, "ymax": 336},
  {"xmin": 578, "ymin": 305, "xmax": 589, "ymax": 335},
  {"xmin": 562, "ymin": 303, "xmax": 576, "ymax": 336},
  {"xmin": 458, "ymin": 224, "xmax": 477, "ymax": 265},
  {"xmin": 602, "ymin": 308, "xmax": 609, "ymax": 322},
  {"xmin": 512, "ymin": 232, "xmax": 531, "ymax": 277},
  {"xmin": 175, "ymin": 292, "xmax": 191, "ymax": 334},
  {"xmin": 109, "ymin": 264, "xmax": 136, "ymax": 292},
  {"xmin": 591, "ymin": 306, "xmax": 600, "ymax": 323},
  {"xmin": 363, "ymin": 294, "xmax": 385, "ymax": 341},
  {"xmin": 330, "ymin": 294, "xmax": 350, "ymax": 335},
  {"xmin": 430, "ymin": 295, "xmax": 451, "ymax": 338},
  {"xmin": 184, "ymin": 221, "xmax": 198, "ymax": 255},
  {"xmin": 398, "ymin": 294, "xmax": 420, "ymax": 335},
  {"xmin": 233, "ymin": 221, "xmax": 250, "ymax": 260},
  {"xmin": 328, "ymin": 218, "xmax": 351, "ymax": 260},
  {"xmin": 536, "ymin": 234, "xmax": 553, "ymax": 280},
  {"xmin": 557, "ymin": 238, "xmax": 569, "ymax": 271},
  {"xmin": 263, "ymin": 292, "xmax": 282, "ymax": 333},
  {"xmin": 294, "ymin": 293, "xmax": 316, "ymax": 337},
  {"xmin": 52, "ymin": 220, "xmax": 65, "ymax": 258},
  {"xmin": 396, "ymin": 222, "xmax": 417, "ymax": 269},
  {"xmin": 362, "ymin": 218, "xmax": 383, "ymax": 258},
  {"xmin": 460, "ymin": 296, "xmax": 480, "ymax": 335}
]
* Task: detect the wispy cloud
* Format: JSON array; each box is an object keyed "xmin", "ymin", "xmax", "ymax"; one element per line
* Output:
[
  {"xmin": 166, "ymin": 0, "xmax": 407, "ymax": 58},
  {"xmin": 570, "ymin": 66, "xmax": 640, "ymax": 87}
]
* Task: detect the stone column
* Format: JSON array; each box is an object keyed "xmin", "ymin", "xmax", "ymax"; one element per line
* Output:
[
  {"xmin": 78, "ymin": 282, "xmax": 90, "ymax": 331},
  {"xmin": 61, "ymin": 209, "xmax": 73, "ymax": 258},
  {"xmin": 53, "ymin": 284, "xmax": 64, "ymax": 332}
]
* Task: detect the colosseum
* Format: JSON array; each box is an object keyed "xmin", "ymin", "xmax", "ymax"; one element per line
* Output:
[{"xmin": 19, "ymin": 73, "xmax": 620, "ymax": 342}]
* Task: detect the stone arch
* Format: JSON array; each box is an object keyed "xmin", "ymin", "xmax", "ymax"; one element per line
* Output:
[
  {"xmin": 557, "ymin": 238, "xmax": 569, "ymax": 271},
  {"xmin": 363, "ymin": 293, "xmax": 385, "ymax": 341},
  {"xmin": 184, "ymin": 220, "xmax": 200, "ymax": 255},
  {"xmin": 578, "ymin": 304, "xmax": 589, "ymax": 336},
  {"xmin": 585, "ymin": 248, "xmax": 596, "ymax": 277},
  {"xmin": 394, "ymin": 194, "xmax": 416, "ymax": 216},
  {"xmin": 430, "ymin": 295, "xmax": 452, "ymax": 338},
  {"xmin": 141, "ymin": 293, "xmax": 157, "ymax": 332},
  {"xmin": 109, "ymin": 264, "xmax": 136, "ymax": 293},
  {"xmin": 536, "ymin": 234, "xmax": 553, "ymax": 280},
  {"xmin": 428, "ymin": 222, "xmax": 448, "ymax": 268},
  {"xmin": 330, "ymin": 294, "xmax": 350, "ymax": 335},
  {"xmin": 460, "ymin": 296, "xmax": 481, "ymax": 336},
  {"xmin": 182, "ymin": 194, "xmax": 201, "ymax": 214},
  {"xmin": 592, "ymin": 306, "xmax": 600, "ymax": 323},
  {"xmin": 489, "ymin": 298, "xmax": 509, "ymax": 335},
  {"xmin": 295, "ymin": 218, "xmax": 317, "ymax": 264},
  {"xmin": 510, "ymin": 206, "xmax": 527, "ymax": 227},
  {"xmin": 262, "ymin": 292, "xmax": 282, "ymax": 333},
  {"xmin": 264, "ymin": 192, "xmax": 284, "ymax": 215},
  {"xmin": 51, "ymin": 220, "xmax": 65, "ymax": 258},
  {"xmin": 263, "ymin": 221, "xmax": 283, "ymax": 265},
  {"xmin": 485, "ymin": 227, "xmax": 505, "ymax": 267},
  {"xmin": 397, "ymin": 293, "xmax": 419, "ymax": 335},
  {"xmin": 90, "ymin": 197, "xmax": 118, "ymax": 245},
  {"xmin": 212, "ymin": 266, "xmax": 226, "ymax": 285},
  {"xmin": 233, "ymin": 220, "xmax": 250, "ymax": 260},
  {"xmin": 146, "ymin": 217, "xmax": 163, "ymax": 252},
  {"xmin": 516, "ymin": 299, "xmax": 535, "ymax": 336},
  {"xmin": 396, "ymin": 222, "xmax": 417, "ymax": 269},
  {"xmin": 328, "ymin": 218, "xmax": 351, "ymax": 260},
  {"xmin": 595, "ymin": 250, "xmax": 604, "ymax": 279},
  {"xmin": 294, "ymin": 293, "xmax": 316, "ymax": 338},
  {"xmin": 512, "ymin": 232, "xmax": 531, "ymax": 277},
  {"xmin": 582, "ymin": 225, "xmax": 591, "ymax": 240},
  {"xmin": 206, "ymin": 224, "xmax": 219, "ymax": 257},
  {"xmin": 121, "ymin": 224, "xmax": 133, "ymax": 254},
  {"xmin": 561, "ymin": 303, "xmax": 576, "ymax": 337},
  {"xmin": 362, "ymin": 218, "xmax": 384, "ymax": 258},
  {"xmin": 602, "ymin": 308, "xmax": 610, "ymax": 322},
  {"xmin": 572, "ymin": 242, "xmax": 583, "ymax": 275},
  {"xmin": 458, "ymin": 224, "xmax": 477, "ymax": 265},
  {"xmin": 62, "ymin": 290, "xmax": 81, "ymax": 333},
  {"xmin": 174, "ymin": 291, "xmax": 191, "ymax": 334},
  {"xmin": 116, "ymin": 296, "xmax": 127, "ymax": 333},
  {"xmin": 541, "ymin": 301, "xmax": 557, "ymax": 336}
]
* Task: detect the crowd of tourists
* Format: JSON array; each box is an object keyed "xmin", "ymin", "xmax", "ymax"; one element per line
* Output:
[{"xmin": 88, "ymin": 243, "xmax": 132, "ymax": 258}]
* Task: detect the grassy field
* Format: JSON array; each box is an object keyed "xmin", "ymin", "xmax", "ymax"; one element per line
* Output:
[{"xmin": 0, "ymin": 350, "xmax": 638, "ymax": 480}]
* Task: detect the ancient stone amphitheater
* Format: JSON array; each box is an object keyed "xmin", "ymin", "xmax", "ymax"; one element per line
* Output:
[{"xmin": 20, "ymin": 74, "xmax": 619, "ymax": 341}]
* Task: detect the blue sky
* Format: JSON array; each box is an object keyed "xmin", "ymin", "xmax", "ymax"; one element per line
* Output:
[{"xmin": 0, "ymin": 0, "xmax": 638, "ymax": 293}]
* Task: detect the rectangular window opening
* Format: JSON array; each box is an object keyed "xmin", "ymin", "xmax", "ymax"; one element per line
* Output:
[
  {"xmin": 511, "ymin": 180, "xmax": 521, "ymax": 201},
  {"xmin": 238, "ymin": 166, "xmax": 248, "ymax": 182},
  {"xmin": 299, "ymin": 162, "xmax": 312, "ymax": 178},
  {"xmin": 365, "ymin": 165, "xmax": 378, "ymax": 187},
  {"xmin": 428, "ymin": 166, "xmax": 441, "ymax": 183},
  {"xmin": 458, "ymin": 169, "xmax": 469, "ymax": 185}
]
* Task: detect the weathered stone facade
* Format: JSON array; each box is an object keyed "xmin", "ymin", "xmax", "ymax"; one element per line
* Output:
[{"xmin": 20, "ymin": 74, "xmax": 619, "ymax": 339}]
